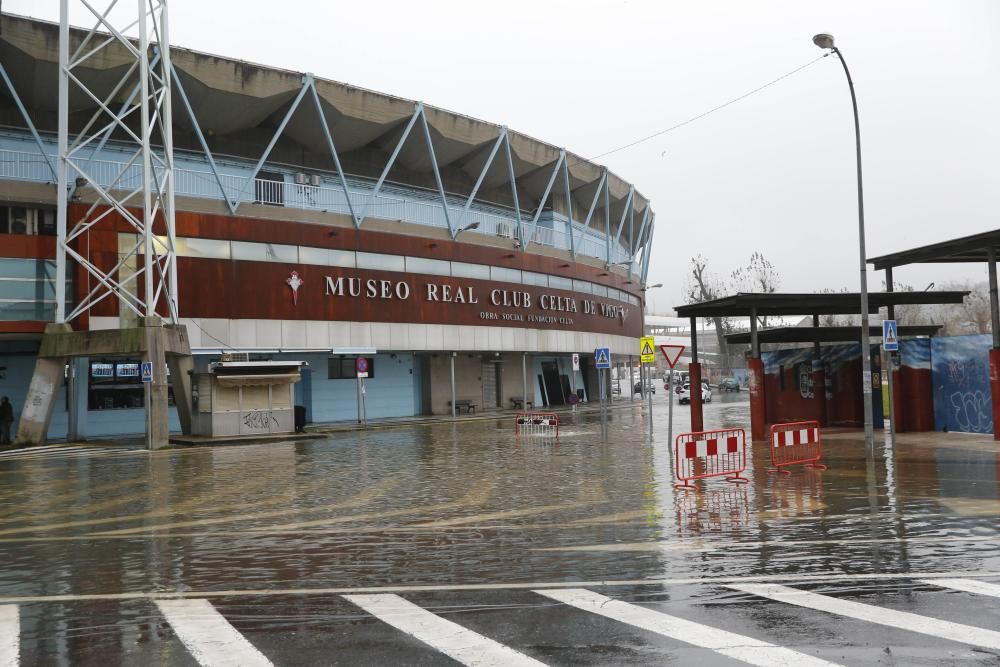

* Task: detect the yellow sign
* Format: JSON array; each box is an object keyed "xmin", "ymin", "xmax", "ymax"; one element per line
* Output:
[{"xmin": 640, "ymin": 336, "xmax": 656, "ymax": 363}]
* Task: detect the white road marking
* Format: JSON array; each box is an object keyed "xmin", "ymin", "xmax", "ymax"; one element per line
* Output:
[
  {"xmin": 535, "ymin": 588, "xmax": 840, "ymax": 667},
  {"xmin": 729, "ymin": 583, "xmax": 1000, "ymax": 650},
  {"xmin": 0, "ymin": 605, "xmax": 18, "ymax": 667},
  {"xmin": 344, "ymin": 593, "xmax": 544, "ymax": 667},
  {"xmin": 155, "ymin": 598, "xmax": 272, "ymax": 667},
  {"xmin": 0, "ymin": 571, "xmax": 997, "ymax": 604},
  {"xmin": 921, "ymin": 578, "xmax": 1000, "ymax": 598}
]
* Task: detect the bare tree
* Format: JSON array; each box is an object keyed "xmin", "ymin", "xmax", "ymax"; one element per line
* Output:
[
  {"xmin": 731, "ymin": 251, "xmax": 781, "ymax": 326},
  {"xmin": 932, "ymin": 281, "xmax": 992, "ymax": 335},
  {"xmin": 685, "ymin": 255, "xmax": 734, "ymax": 374}
]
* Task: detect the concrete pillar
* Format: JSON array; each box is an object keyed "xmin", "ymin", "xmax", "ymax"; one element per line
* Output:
[
  {"xmin": 688, "ymin": 316, "xmax": 703, "ymax": 432},
  {"xmin": 450, "ymin": 352, "xmax": 456, "ymax": 418},
  {"xmin": 812, "ymin": 315, "xmax": 827, "ymax": 427},
  {"xmin": 14, "ymin": 322, "xmax": 71, "ymax": 446},
  {"xmin": 167, "ymin": 353, "xmax": 194, "ymax": 435},
  {"xmin": 143, "ymin": 317, "xmax": 170, "ymax": 449}
]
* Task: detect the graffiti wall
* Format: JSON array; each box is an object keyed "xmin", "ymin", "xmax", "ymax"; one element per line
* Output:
[{"xmin": 932, "ymin": 334, "xmax": 993, "ymax": 434}]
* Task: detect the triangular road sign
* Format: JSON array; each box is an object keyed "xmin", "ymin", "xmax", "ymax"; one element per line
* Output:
[
  {"xmin": 641, "ymin": 340, "xmax": 654, "ymax": 356},
  {"xmin": 659, "ymin": 344, "xmax": 685, "ymax": 369}
]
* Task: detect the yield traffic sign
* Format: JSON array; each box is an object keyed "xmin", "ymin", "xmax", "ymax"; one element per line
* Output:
[
  {"xmin": 639, "ymin": 336, "xmax": 656, "ymax": 364},
  {"xmin": 659, "ymin": 344, "xmax": 685, "ymax": 369}
]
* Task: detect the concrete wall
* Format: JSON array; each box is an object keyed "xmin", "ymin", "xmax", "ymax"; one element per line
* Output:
[{"xmin": 301, "ymin": 352, "xmax": 417, "ymax": 423}]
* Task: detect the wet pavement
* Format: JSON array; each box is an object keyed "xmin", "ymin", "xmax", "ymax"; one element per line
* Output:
[{"xmin": 1, "ymin": 392, "xmax": 999, "ymax": 665}]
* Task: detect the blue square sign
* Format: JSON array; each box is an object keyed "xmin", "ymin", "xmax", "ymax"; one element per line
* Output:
[
  {"xmin": 882, "ymin": 319, "xmax": 898, "ymax": 352},
  {"xmin": 140, "ymin": 361, "xmax": 153, "ymax": 383},
  {"xmin": 595, "ymin": 347, "xmax": 611, "ymax": 369}
]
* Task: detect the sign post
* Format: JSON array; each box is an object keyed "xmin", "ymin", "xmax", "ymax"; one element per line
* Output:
[
  {"xmin": 882, "ymin": 320, "xmax": 897, "ymax": 443},
  {"xmin": 356, "ymin": 357, "xmax": 369, "ymax": 428},
  {"xmin": 640, "ymin": 336, "xmax": 656, "ymax": 435},
  {"xmin": 141, "ymin": 361, "xmax": 153, "ymax": 450},
  {"xmin": 595, "ymin": 347, "xmax": 611, "ymax": 431},
  {"xmin": 660, "ymin": 345, "xmax": 685, "ymax": 450},
  {"xmin": 571, "ymin": 353, "xmax": 580, "ymax": 412}
]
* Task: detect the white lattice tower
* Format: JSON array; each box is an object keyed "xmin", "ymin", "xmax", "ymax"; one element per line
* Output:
[{"xmin": 56, "ymin": 0, "xmax": 178, "ymax": 325}]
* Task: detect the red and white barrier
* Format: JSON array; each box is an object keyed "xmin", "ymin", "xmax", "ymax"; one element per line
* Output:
[
  {"xmin": 515, "ymin": 413, "xmax": 559, "ymax": 437},
  {"xmin": 674, "ymin": 428, "xmax": 748, "ymax": 490},
  {"xmin": 768, "ymin": 420, "xmax": 827, "ymax": 474}
]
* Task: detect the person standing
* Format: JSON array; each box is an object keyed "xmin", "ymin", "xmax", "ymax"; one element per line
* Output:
[{"xmin": 0, "ymin": 396, "xmax": 13, "ymax": 445}]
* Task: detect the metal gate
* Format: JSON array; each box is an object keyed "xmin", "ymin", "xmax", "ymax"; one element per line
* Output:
[{"xmin": 482, "ymin": 362, "xmax": 498, "ymax": 409}]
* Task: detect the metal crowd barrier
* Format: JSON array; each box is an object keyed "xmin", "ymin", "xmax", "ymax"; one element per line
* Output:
[
  {"xmin": 674, "ymin": 428, "xmax": 749, "ymax": 490},
  {"xmin": 515, "ymin": 412, "xmax": 560, "ymax": 437},
  {"xmin": 768, "ymin": 420, "xmax": 827, "ymax": 474}
]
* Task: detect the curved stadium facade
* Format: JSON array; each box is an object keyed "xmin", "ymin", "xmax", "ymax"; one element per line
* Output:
[{"xmin": 0, "ymin": 13, "xmax": 655, "ymax": 436}]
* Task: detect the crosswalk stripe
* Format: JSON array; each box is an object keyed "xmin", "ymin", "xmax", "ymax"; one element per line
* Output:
[
  {"xmin": 0, "ymin": 605, "xmax": 17, "ymax": 667},
  {"xmin": 344, "ymin": 593, "xmax": 544, "ymax": 667},
  {"xmin": 921, "ymin": 578, "xmax": 1000, "ymax": 598},
  {"xmin": 155, "ymin": 598, "xmax": 272, "ymax": 667},
  {"xmin": 729, "ymin": 583, "xmax": 1000, "ymax": 650},
  {"xmin": 535, "ymin": 588, "xmax": 840, "ymax": 667}
]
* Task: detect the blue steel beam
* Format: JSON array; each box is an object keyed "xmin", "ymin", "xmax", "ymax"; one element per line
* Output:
[
  {"xmin": 0, "ymin": 63, "xmax": 57, "ymax": 181},
  {"xmin": 633, "ymin": 207, "xmax": 650, "ymax": 265},
  {"xmin": 574, "ymin": 171, "xmax": 606, "ymax": 259},
  {"xmin": 604, "ymin": 172, "xmax": 612, "ymax": 264},
  {"xmin": 561, "ymin": 155, "xmax": 575, "ymax": 258},
  {"xmin": 612, "ymin": 185, "xmax": 634, "ymax": 250},
  {"xmin": 524, "ymin": 150, "xmax": 565, "ymax": 250},
  {"xmin": 452, "ymin": 127, "xmax": 505, "ymax": 238},
  {"xmin": 357, "ymin": 106, "xmax": 421, "ymax": 226},
  {"xmin": 170, "ymin": 60, "xmax": 236, "ymax": 213},
  {"xmin": 233, "ymin": 75, "xmax": 313, "ymax": 210},
  {"xmin": 417, "ymin": 103, "xmax": 454, "ymax": 236},
  {"xmin": 309, "ymin": 81, "xmax": 360, "ymax": 227},
  {"xmin": 501, "ymin": 129, "xmax": 524, "ymax": 248},
  {"xmin": 641, "ymin": 218, "xmax": 655, "ymax": 286}
]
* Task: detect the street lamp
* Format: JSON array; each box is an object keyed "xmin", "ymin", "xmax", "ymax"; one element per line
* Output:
[
  {"xmin": 641, "ymin": 283, "xmax": 663, "ymax": 291},
  {"xmin": 813, "ymin": 32, "xmax": 874, "ymax": 450}
]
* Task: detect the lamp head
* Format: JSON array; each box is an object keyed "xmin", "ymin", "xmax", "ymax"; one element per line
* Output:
[{"xmin": 813, "ymin": 33, "xmax": 835, "ymax": 49}]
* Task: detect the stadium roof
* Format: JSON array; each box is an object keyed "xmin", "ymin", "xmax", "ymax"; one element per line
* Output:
[
  {"xmin": 674, "ymin": 291, "xmax": 969, "ymax": 318},
  {"xmin": 724, "ymin": 325, "xmax": 942, "ymax": 345},
  {"xmin": 0, "ymin": 13, "xmax": 650, "ymax": 250}
]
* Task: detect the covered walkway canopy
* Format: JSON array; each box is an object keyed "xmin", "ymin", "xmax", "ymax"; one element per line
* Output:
[
  {"xmin": 674, "ymin": 290, "xmax": 968, "ymax": 439},
  {"xmin": 724, "ymin": 325, "xmax": 942, "ymax": 345},
  {"xmin": 869, "ymin": 228, "xmax": 1000, "ymax": 440}
]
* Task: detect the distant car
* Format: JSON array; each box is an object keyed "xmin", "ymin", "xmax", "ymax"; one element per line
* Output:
[
  {"xmin": 678, "ymin": 383, "xmax": 712, "ymax": 405},
  {"xmin": 718, "ymin": 378, "xmax": 741, "ymax": 392},
  {"xmin": 634, "ymin": 381, "xmax": 656, "ymax": 395}
]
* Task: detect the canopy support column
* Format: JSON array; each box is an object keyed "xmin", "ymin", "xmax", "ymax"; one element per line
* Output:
[
  {"xmin": 748, "ymin": 307, "xmax": 766, "ymax": 441},
  {"xmin": 689, "ymin": 316, "xmax": 703, "ymax": 432},
  {"xmin": 812, "ymin": 314, "xmax": 828, "ymax": 427},
  {"xmin": 988, "ymin": 249, "xmax": 1000, "ymax": 440}
]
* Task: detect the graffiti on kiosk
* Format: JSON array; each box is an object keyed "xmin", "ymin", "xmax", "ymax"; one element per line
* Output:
[
  {"xmin": 243, "ymin": 410, "xmax": 278, "ymax": 430},
  {"xmin": 949, "ymin": 391, "xmax": 993, "ymax": 434}
]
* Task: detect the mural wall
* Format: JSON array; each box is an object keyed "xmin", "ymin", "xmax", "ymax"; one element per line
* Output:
[{"xmin": 932, "ymin": 334, "xmax": 993, "ymax": 434}]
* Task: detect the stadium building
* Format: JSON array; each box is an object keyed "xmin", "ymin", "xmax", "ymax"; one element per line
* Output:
[{"xmin": 0, "ymin": 13, "xmax": 654, "ymax": 438}]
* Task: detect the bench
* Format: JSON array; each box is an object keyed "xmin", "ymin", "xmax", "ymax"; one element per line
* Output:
[
  {"xmin": 448, "ymin": 399, "xmax": 477, "ymax": 414},
  {"xmin": 510, "ymin": 397, "xmax": 533, "ymax": 410}
]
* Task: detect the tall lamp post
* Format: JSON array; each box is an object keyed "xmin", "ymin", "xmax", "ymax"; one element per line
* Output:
[{"xmin": 813, "ymin": 33, "xmax": 874, "ymax": 450}]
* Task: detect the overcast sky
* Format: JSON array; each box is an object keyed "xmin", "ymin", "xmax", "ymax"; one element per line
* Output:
[{"xmin": 9, "ymin": 1, "xmax": 1000, "ymax": 315}]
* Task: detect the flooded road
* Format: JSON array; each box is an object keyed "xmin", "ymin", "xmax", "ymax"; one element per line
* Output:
[{"xmin": 1, "ymin": 394, "xmax": 998, "ymax": 665}]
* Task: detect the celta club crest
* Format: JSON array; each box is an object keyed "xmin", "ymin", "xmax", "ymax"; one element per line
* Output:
[{"xmin": 286, "ymin": 271, "xmax": 304, "ymax": 305}]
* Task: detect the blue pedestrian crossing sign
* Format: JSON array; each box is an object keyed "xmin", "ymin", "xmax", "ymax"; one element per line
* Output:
[
  {"xmin": 140, "ymin": 361, "xmax": 153, "ymax": 383},
  {"xmin": 882, "ymin": 319, "xmax": 899, "ymax": 352},
  {"xmin": 594, "ymin": 347, "xmax": 611, "ymax": 369}
]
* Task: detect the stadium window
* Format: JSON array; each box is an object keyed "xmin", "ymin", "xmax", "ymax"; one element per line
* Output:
[
  {"xmin": 328, "ymin": 357, "xmax": 375, "ymax": 380},
  {"xmin": 0, "ymin": 205, "xmax": 56, "ymax": 235}
]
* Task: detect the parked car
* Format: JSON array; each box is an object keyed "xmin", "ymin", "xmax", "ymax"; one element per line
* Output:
[
  {"xmin": 633, "ymin": 381, "xmax": 656, "ymax": 395},
  {"xmin": 718, "ymin": 377, "xmax": 741, "ymax": 392},
  {"xmin": 678, "ymin": 383, "xmax": 712, "ymax": 405}
]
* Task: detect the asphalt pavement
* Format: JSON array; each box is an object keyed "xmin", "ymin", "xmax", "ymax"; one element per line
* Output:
[{"xmin": 1, "ymin": 392, "xmax": 999, "ymax": 665}]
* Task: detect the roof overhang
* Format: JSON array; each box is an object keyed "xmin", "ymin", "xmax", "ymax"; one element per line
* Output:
[
  {"xmin": 724, "ymin": 325, "xmax": 942, "ymax": 345},
  {"xmin": 674, "ymin": 291, "xmax": 969, "ymax": 318},
  {"xmin": 868, "ymin": 229, "xmax": 1000, "ymax": 270}
]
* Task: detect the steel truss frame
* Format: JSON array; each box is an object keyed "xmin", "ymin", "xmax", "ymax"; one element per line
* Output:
[{"xmin": 56, "ymin": 0, "xmax": 178, "ymax": 324}]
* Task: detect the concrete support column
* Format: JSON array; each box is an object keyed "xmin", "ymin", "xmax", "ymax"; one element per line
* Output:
[
  {"xmin": 143, "ymin": 317, "xmax": 169, "ymax": 449},
  {"xmin": 14, "ymin": 322, "xmax": 71, "ymax": 446},
  {"xmin": 522, "ymin": 353, "xmax": 527, "ymax": 408},
  {"xmin": 450, "ymin": 352, "xmax": 456, "ymax": 418},
  {"xmin": 689, "ymin": 316, "xmax": 703, "ymax": 432},
  {"xmin": 167, "ymin": 353, "xmax": 194, "ymax": 435},
  {"xmin": 811, "ymin": 315, "xmax": 827, "ymax": 427}
]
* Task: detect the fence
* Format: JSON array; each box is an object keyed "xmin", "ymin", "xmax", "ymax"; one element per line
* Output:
[
  {"xmin": 674, "ymin": 428, "xmax": 748, "ymax": 489},
  {"xmin": 768, "ymin": 420, "xmax": 826, "ymax": 474},
  {"xmin": 515, "ymin": 412, "xmax": 559, "ymax": 437}
]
